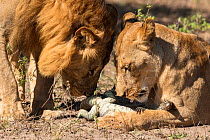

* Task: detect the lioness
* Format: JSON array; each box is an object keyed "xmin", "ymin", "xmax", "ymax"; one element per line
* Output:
[
  {"xmin": 0, "ymin": 0, "xmax": 117, "ymax": 120},
  {"xmin": 98, "ymin": 12, "xmax": 210, "ymax": 130}
]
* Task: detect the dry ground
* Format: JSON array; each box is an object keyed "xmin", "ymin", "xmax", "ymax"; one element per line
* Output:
[{"xmin": 1, "ymin": 0, "xmax": 210, "ymax": 139}]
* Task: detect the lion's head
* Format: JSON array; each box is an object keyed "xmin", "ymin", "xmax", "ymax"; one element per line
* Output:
[
  {"xmin": 37, "ymin": 6, "xmax": 118, "ymax": 96},
  {"xmin": 115, "ymin": 18, "xmax": 162, "ymax": 102},
  {"xmin": 10, "ymin": 0, "xmax": 118, "ymax": 97},
  {"xmin": 58, "ymin": 27, "xmax": 113, "ymax": 97}
]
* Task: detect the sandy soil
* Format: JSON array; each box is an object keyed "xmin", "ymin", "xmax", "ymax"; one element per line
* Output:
[{"xmin": 1, "ymin": 0, "xmax": 210, "ymax": 139}]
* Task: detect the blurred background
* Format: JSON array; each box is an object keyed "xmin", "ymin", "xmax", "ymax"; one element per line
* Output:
[{"xmin": 107, "ymin": 0, "xmax": 210, "ymax": 42}]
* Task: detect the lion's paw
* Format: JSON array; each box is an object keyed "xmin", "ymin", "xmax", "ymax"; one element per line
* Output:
[{"xmin": 41, "ymin": 110, "xmax": 65, "ymax": 120}]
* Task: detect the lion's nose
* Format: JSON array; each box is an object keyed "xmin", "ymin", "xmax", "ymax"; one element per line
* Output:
[
  {"xmin": 84, "ymin": 90, "xmax": 95, "ymax": 97},
  {"xmin": 84, "ymin": 92, "xmax": 89, "ymax": 96}
]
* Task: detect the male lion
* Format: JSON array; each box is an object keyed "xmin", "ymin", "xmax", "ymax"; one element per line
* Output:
[
  {"xmin": 98, "ymin": 12, "xmax": 210, "ymax": 130},
  {"xmin": 0, "ymin": 0, "xmax": 117, "ymax": 120}
]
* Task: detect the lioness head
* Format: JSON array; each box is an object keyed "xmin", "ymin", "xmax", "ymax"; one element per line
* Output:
[{"xmin": 115, "ymin": 18, "xmax": 162, "ymax": 102}]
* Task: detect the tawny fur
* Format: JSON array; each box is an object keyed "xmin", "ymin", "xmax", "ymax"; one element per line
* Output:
[
  {"xmin": 0, "ymin": 0, "xmax": 117, "ymax": 119},
  {"xmin": 10, "ymin": 0, "xmax": 117, "ymax": 76},
  {"xmin": 98, "ymin": 14, "xmax": 210, "ymax": 130}
]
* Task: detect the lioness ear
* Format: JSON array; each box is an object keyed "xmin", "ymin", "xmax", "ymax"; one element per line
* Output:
[
  {"xmin": 138, "ymin": 18, "xmax": 156, "ymax": 51},
  {"xmin": 74, "ymin": 27, "xmax": 99, "ymax": 46},
  {"xmin": 122, "ymin": 12, "xmax": 138, "ymax": 29}
]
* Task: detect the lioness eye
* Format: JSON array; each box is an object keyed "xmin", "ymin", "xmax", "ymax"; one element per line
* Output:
[
  {"xmin": 78, "ymin": 35, "xmax": 84, "ymax": 39},
  {"xmin": 123, "ymin": 63, "xmax": 131, "ymax": 71}
]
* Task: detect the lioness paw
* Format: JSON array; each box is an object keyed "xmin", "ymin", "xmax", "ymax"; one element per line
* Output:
[
  {"xmin": 136, "ymin": 107, "xmax": 147, "ymax": 113},
  {"xmin": 98, "ymin": 116, "xmax": 123, "ymax": 129}
]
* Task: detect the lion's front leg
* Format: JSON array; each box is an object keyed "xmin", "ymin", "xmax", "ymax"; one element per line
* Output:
[
  {"xmin": 98, "ymin": 110, "xmax": 193, "ymax": 131},
  {"xmin": 0, "ymin": 29, "xmax": 25, "ymax": 120},
  {"xmin": 27, "ymin": 54, "xmax": 37, "ymax": 110},
  {"xmin": 30, "ymin": 67, "xmax": 54, "ymax": 116}
]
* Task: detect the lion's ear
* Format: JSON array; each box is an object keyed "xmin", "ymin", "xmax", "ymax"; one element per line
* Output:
[
  {"xmin": 74, "ymin": 27, "xmax": 99, "ymax": 46},
  {"xmin": 138, "ymin": 18, "xmax": 156, "ymax": 51}
]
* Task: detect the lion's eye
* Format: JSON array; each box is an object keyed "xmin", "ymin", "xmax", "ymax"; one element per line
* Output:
[
  {"xmin": 88, "ymin": 70, "xmax": 94, "ymax": 76},
  {"xmin": 82, "ymin": 69, "xmax": 94, "ymax": 78}
]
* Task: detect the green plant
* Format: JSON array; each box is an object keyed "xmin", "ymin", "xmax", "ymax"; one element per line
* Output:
[
  {"xmin": 168, "ymin": 13, "xmax": 210, "ymax": 33},
  {"xmin": 94, "ymin": 91, "xmax": 98, "ymax": 96},
  {"xmin": 136, "ymin": 4, "xmax": 155, "ymax": 21},
  {"xmin": 94, "ymin": 115, "xmax": 99, "ymax": 129},
  {"xmin": 17, "ymin": 56, "xmax": 28, "ymax": 86},
  {"xmin": 0, "ymin": 121, "xmax": 10, "ymax": 130},
  {"xmin": 6, "ymin": 44, "xmax": 12, "ymax": 53},
  {"xmin": 168, "ymin": 133, "xmax": 187, "ymax": 139}
]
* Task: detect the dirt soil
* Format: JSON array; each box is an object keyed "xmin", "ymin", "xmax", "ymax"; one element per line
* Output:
[{"xmin": 1, "ymin": 0, "xmax": 210, "ymax": 139}]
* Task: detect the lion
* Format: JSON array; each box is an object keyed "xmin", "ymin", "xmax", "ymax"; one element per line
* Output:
[
  {"xmin": 0, "ymin": 0, "xmax": 118, "ymax": 120},
  {"xmin": 98, "ymin": 12, "xmax": 210, "ymax": 130}
]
